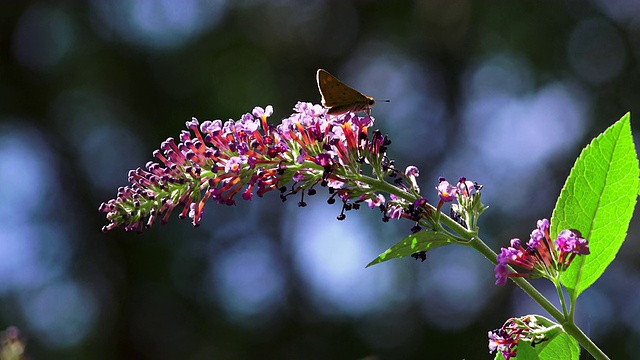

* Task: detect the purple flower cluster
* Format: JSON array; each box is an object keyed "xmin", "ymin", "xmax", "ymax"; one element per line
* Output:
[
  {"xmin": 434, "ymin": 176, "xmax": 485, "ymax": 229},
  {"xmin": 436, "ymin": 177, "xmax": 479, "ymax": 205},
  {"xmin": 488, "ymin": 315, "xmax": 548, "ymax": 360},
  {"xmin": 494, "ymin": 219, "xmax": 590, "ymax": 285},
  {"xmin": 99, "ymin": 103, "xmax": 424, "ymax": 232}
]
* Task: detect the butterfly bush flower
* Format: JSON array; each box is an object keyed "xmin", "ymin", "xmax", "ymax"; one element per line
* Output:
[
  {"xmin": 494, "ymin": 219, "xmax": 590, "ymax": 285},
  {"xmin": 435, "ymin": 176, "xmax": 486, "ymax": 231},
  {"xmin": 488, "ymin": 315, "xmax": 553, "ymax": 360},
  {"xmin": 436, "ymin": 177, "xmax": 457, "ymax": 205},
  {"xmin": 99, "ymin": 103, "xmax": 429, "ymax": 232}
]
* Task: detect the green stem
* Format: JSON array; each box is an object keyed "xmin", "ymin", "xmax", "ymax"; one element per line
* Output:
[
  {"xmin": 554, "ymin": 279, "xmax": 569, "ymax": 317},
  {"xmin": 468, "ymin": 237, "xmax": 565, "ymax": 319},
  {"xmin": 467, "ymin": 238, "xmax": 610, "ymax": 359},
  {"xmin": 358, "ymin": 174, "xmax": 610, "ymax": 359},
  {"xmin": 358, "ymin": 174, "xmax": 474, "ymax": 238},
  {"xmin": 563, "ymin": 322, "xmax": 610, "ymax": 360},
  {"xmin": 357, "ymin": 174, "xmax": 416, "ymax": 200}
]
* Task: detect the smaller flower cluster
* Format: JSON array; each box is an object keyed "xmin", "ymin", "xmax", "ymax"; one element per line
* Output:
[
  {"xmin": 435, "ymin": 176, "xmax": 486, "ymax": 230},
  {"xmin": 488, "ymin": 315, "xmax": 551, "ymax": 360},
  {"xmin": 494, "ymin": 219, "xmax": 590, "ymax": 285}
]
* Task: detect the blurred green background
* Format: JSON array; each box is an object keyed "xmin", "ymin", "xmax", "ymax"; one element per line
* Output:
[{"xmin": 1, "ymin": 1, "xmax": 639, "ymax": 359}]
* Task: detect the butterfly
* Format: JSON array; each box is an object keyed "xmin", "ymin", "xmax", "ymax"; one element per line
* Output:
[{"xmin": 316, "ymin": 69, "xmax": 387, "ymax": 116}]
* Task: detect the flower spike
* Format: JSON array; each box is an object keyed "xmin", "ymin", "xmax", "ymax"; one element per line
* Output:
[{"xmin": 100, "ymin": 103, "xmax": 417, "ymax": 232}]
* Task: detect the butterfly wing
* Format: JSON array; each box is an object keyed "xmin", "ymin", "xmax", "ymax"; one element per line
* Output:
[{"xmin": 317, "ymin": 69, "xmax": 375, "ymax": 115}]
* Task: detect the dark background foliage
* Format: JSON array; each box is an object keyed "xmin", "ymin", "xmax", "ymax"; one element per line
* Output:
[{"xmin": 0, "ymin": 1, "xmax": 638, "ymax": 359}]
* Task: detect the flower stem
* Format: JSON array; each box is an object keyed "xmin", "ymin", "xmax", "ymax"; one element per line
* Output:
[
  {"xmin": 356, "ymin": 174, "xmax": 416, "ymax": 201},
  {"xmin": 554, "ymin": 279, "xmax": 569, "ymax": 317},
  {"xmin": 356, "ymin": 174, "xmax": 610, "ymax": 359},
  {"xmin": 468, "ymin": 238, "xmax": 609, "ymax": 359},
  {"xmin": 563, "ymin": 322, "xmax": 610, "ymax": 360}
]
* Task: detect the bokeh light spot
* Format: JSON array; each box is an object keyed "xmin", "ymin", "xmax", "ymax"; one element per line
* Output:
[
  {"xmin": 288, "ymin": 200, "xmax": 395, "ymax": 317},
  {"xmin": 208, "ymin": 235, "xmax": 285, "ymax": 325},
  {"xmin": 12, "ymin": 3, "xmax": 74, "ymax": 70},
  {"xmin": 567, "ymin": 19, "xmax": 626, "ymax": 84},
  {"xmin": 20, "ymin": 280, "xmax": 97, "ymax": 348},
  {"xmin": 90, "ymin": 0, "xmax": 228, "ymax": 49}
]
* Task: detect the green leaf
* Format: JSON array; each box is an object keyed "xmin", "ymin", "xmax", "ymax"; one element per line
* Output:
[
  {"xmin": 551, "ymin": 113, "xmax": 639, "ymax": 298},
  {"xmin": 513, "ymin": 341, "xmax": 539, "ymax": 360},
  {"xmin": 366, "ymin": 230, "xmax": 453, "ymax": 267},
  {"xmin": 538, "ymin": 332, "xmax": 580, "ymax": 360}
]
